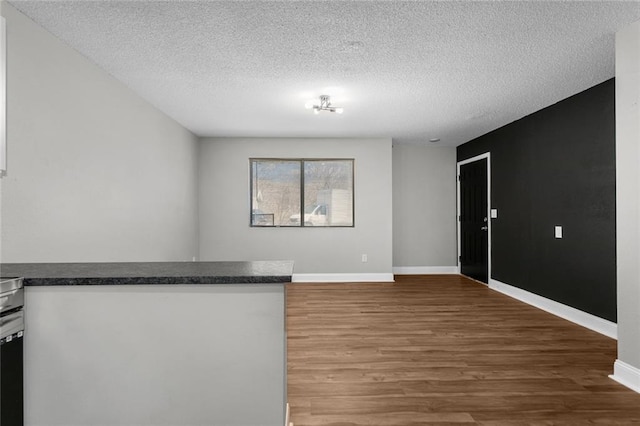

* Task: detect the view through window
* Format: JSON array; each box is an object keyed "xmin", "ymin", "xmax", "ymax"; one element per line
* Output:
[{"xmin": 250, "ymin": 159, "xmax": 354, "ymax": 227}]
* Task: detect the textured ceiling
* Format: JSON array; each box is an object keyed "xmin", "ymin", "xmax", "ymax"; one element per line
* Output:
[{"xmin": 9, "ymin": 1, "xmax": 640, "ymax": 146}]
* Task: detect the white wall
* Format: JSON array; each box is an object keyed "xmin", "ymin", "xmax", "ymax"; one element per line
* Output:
[
  {"xmin": 392, "ymin": 144, "xmax": 457, "ymax": 272},
  {"xmin": 198, "ymin": 137, "xmax": 393, "ymax": 279},
  {"xmin": 613, "ymin": 19, "xmax": 640, "ymax": 392},
  {"xmin": 0, "ymin": 3, "xmax": 199, "ymax": 262}
]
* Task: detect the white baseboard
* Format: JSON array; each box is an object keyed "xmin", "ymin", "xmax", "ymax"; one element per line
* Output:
[
  {"xmin": 489, "ymin": 278, "xmax": 617, "ymax": 339},
  {"xmin": 292, "ymin": 273, "xmax": 394, "ymax": 283},
  {"xmin": 285, "ymin": 403, "xmax": 290, "ymax": 426},
  {"xmin": 610, "ymin": 360, "xmax": 640, "ymax": 393},
  {"xmin": 393, "ymin": 266, "xmax": 459, "ymax": 275}
]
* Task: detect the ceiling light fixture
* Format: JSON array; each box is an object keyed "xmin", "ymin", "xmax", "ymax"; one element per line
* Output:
[{"xmin": 308, "ymin": 95, "xmax": 343, "ymax": 114}]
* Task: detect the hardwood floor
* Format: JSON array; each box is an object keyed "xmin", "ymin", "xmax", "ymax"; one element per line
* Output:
[{"xmin": 286, "ymin": 275, "xmax": 640, "ymax": 425}]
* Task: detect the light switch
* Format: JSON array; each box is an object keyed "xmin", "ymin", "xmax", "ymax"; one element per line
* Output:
[
  {"xmin": 490, "ymin": 209, "xmax": 498, "ymax": 219},
  {"xmin": 555, "ymin": 226, "xmax": 563, "ymax": 239}
]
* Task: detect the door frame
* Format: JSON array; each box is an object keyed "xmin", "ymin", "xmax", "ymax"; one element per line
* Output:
[{"xmin": 457, "ymin": 152, "xmax": 491, "ymax": 284}]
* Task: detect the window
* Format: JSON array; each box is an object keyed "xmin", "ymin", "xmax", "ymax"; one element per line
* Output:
[{"xmin": 250, "ymin": 159, "xmax": 354, "ymax": 227}]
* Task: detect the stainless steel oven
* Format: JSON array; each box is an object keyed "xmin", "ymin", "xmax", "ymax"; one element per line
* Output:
[{"xmin": 1, "ymin": 278, "xmax": 24, "ymax": 426}]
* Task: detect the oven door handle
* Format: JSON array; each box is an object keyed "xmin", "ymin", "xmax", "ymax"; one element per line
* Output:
[{"xmin": 0, "ymin": 287, "xmax": 24, "ymax": 313}]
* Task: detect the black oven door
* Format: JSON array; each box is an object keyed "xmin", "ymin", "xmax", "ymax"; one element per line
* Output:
[{"xmin": 1, "ymin": 310, "xmax": 24, "ymax": 426}]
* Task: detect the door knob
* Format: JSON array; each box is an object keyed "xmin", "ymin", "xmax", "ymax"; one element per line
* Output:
[{"xmin": 481, "ymin": 226, "xmax": 488, "ymax": 231}]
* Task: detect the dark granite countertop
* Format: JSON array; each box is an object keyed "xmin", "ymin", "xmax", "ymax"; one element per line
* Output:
[{"xmin": 0, "ymin": 261, "xmax": 294, "ymax": 286}]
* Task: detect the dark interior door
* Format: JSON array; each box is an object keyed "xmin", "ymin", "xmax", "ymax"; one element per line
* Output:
[{"xmin": 460, "ymin": 158, "xmax": 488, "ymax": 283}]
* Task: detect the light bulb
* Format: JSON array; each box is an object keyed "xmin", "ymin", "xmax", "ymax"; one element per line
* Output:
[
  {"xmin": 335, "ymin": 107, "xmax": 344, "ymax": 114},
  {"xmin": 313, "ymin": 108, "xmax": 320, "ymax": 115}
]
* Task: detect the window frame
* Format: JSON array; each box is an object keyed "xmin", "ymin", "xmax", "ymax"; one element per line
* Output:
[{"xmin": 249, "ymin": 158, "xmax": 355, "ymax": 228}]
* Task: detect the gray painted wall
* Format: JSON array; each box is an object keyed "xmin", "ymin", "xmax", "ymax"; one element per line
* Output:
[
  {"xmin": 392, "ymin": 144, "xmax": 457, "ymax": 269},
  {"xmin": 615, "ymin": 20, "xmax": 640, "ymax": 371},
  {"xmin": 198, "ymin": 137, "xmax": 393, "ymax": 276},
  {"xmin": 0, "ymin": 3, "xmax": 199, "ymax": 262},
  {"xmin": 25, "ymin": 284, "xmax": 286, "ymax": 426}
]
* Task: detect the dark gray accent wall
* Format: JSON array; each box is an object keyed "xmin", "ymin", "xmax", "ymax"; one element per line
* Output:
[{"xmin": 457, "ymin": 79, "xmax": 616, "ymax": 322}]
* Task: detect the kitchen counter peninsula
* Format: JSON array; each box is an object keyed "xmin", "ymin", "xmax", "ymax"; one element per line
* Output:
[
  {"xmin": 0, "ymin": 260, "xmax": 294, "ymax": 285},
  {"xmin": 4, "ymin": 260, "xmax": 292, "ymax": 426}
]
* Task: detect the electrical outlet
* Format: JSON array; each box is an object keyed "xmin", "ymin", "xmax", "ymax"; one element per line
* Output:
[
  {"xmin": 361, "ymin": 254, "xmax": 368, "ymax": 263},
  {"xmin": 555, "ymin": 226, "xmax": 563, "ymax": 239}
]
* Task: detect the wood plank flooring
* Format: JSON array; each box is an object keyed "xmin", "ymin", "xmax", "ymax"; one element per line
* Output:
[{"xmin": 286, "ymin": 274, "xmax": 640, "ymax": 425}]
